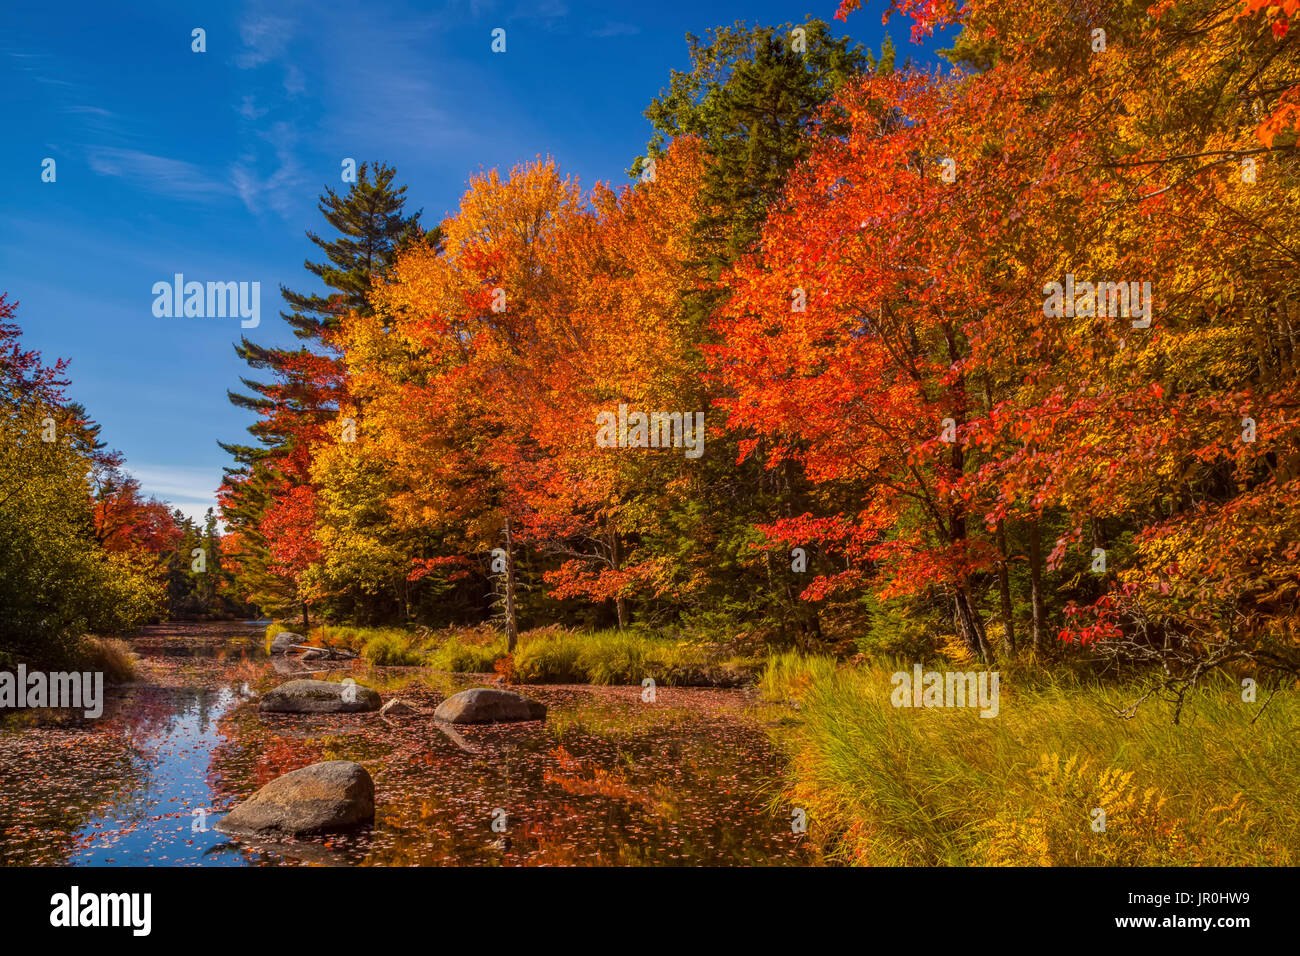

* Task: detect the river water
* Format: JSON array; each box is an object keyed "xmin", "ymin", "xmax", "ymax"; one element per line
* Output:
[{"xmin": 0, "ymin": 622, "xmax": 810, "ymax": 866}]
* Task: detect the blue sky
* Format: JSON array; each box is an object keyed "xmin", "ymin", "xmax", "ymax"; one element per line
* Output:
[{"xmin": 1, "ymin": 0, "xmax": 945, "ymax": 524}]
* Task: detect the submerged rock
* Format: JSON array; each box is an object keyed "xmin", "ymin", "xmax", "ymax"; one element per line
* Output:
[
  {"xmin": 271, "ymin": 656, "xmax": 303, "ymax": 675},
  {"xmin": 258, "ymin": 679, "xmax": 381, "ymax": 713},
  {"xmin": 270, "ymin": 631, "xmax": 303, "ymax": 655},
  {"xmin": 300, "ymin": 645, "xmax": 358, "ymax": 662},
  {"xmin": 380, "ymin": 698, "xmax": 416, "ymax": 717},
  {"xmin": 216, "ymin": 760, "xmax": 374, "ymax": 837},
  {"xmin": 434, "ymin": 687, "xmax": 546, "ymax": 724}
]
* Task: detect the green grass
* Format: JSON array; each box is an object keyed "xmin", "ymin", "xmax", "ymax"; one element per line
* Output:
[
  {"xmin": 762, "ymin": 653, "xmax": 1300, "ymax": 866},
  {"xmin": 759, "ymin": 649, "xmax": 839, "ymax": 702},
  {"xmin": 358, "ymin": 632, "xmax": 425, "ymax": 666},
  {"xmin": 262, "ymin": 619, "xmax": 757, "ymax": 684},
  {"xmin": 511, "ymin": 627, "xmax": 753, "ymax": 685},
  {"xmin": 423, "ymin": 633, "xmax": 504, "ymax": 672},
  {"xmin": 264, "ymin": 622, "xmax": 426, "ymax": 665}
]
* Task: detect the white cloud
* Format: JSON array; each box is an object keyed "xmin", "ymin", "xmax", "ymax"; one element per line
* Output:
[
  {"xmin": 236, "ymin": 15, "xmax": 294, "ymax": 69},
  {"xmin": 510, "ymin": 0, "xmax": 569, "ymax": 23},
  {"xmin": 62, "ymin": 105, "xmax": 115, "ymax": 117},
  {"xmin": 237, "ymin": 95, "xmax": 268, "ymax": 120},
  {"xmin": 88, "ymin": 147, "xmax": 233, "ymax": 201},
  {"xmin": 283, "ymin": 63, "xmax": 306, "ymax": 96},
  {"xmin": 126, "ymin": 464, "xmax": 221, "ymax": 525},
  {"xmin": 229, "ymin": 120, "xmax": 305, "ymax": 217}
]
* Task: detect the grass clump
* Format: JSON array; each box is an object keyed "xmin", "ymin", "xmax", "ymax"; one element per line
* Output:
[
  {"xmin": 759, "ymin": 650, "xmax": 838, "ymax": 704},
  {"xmin": 358, "ymin": 632, "xmax": 424, "ymax": 666},
  {"xmin": 512, "ymin": 627, "xmax": 752, "ymax": 685},
  {"xmin": 265, "ymin": 620, "xmax": 756, "ymax": 684},
  {"xmin": 764, "ymin": 654, "xmax": 1299, "ymax": 866},
  {"xmin": 81, "ymin": 636, "xmax": 137, "ymax": 683},
  {"xmin": 424, "ymin": 633, "xmax": 505, "ymax": 671}
]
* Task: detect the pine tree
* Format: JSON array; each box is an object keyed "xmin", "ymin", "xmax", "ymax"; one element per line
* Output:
[
  {"xmin": 638, "ymin": 17, "xmax": 870, "ymax": 268},
  {"xmin": 220, "ymin": 162, "xmax": 426, "ymax": 621},
  {"xmin": 280, "ymin": 162, "xmax": 427, "ymax": 337},
  {"xmin": 624, "ymin": 19, "xmax": 877, "ymax": 644}
]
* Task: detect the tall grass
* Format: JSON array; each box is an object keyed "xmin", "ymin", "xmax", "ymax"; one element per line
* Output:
[
  {"xmin": 81, "ymin": 636, "xmax": 136, "ymax": 683},
  {"xmin": 512, "ymin": 627, "xmax": 752, "ymax": 685},
  {"xmin": 261, "ymin": 620, "xmax": 757, "ymax": 684},
  {"xmin": 264, "ymin": 622, "xmax": 426, "ymax": 665},
  {"xmin": 424, "ymin": 633, "xmax": 504, "ymax": 672},
  {"xmin": 763, "ymin": 654, "xmax": 1299, "ymax": 865}
]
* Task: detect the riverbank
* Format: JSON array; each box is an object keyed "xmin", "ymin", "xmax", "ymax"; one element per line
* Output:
[
  {"xmin": 266, "ymin": 621, "xmax": 762, "ymax": 687},
  {"xmin": 758, "ymin": 652, "xmax": 1300, "ymax": 866}
]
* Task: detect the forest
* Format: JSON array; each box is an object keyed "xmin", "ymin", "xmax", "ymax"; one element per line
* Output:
[
  {"xmin": 209, "ymin": 0, "xmax": 1300, "ymax": 703},
  {"xmin": 2, "ymin": 0, "xmax": 1297, "ymax": 867}
]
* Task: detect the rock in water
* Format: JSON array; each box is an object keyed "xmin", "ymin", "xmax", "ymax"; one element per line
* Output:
[
  {"xmin": 270, "ymin": 631, "xmax": 303, "ymax": 655},
  {"xmin": 380, "ymin": 698, "xmax": 416, "ymax": 717},
  {"xmin": 434, "ymin": 687, "xmax": 546, "ymax": 724},
  {"xmin": 258, "ymin": 679, "xmax": 381, "ymax": 713},
  {"xmin": 216, "ymin": 760, "xmax": 374, "ymax": 836}
]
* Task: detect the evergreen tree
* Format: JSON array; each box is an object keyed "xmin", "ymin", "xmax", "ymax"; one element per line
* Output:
[
  {"xmin": 280, "ymin": 161, "xmax": 427, "ymax": 337},
  {"xmin": 220, "ymin": 163, "xmax": 426, "ymax": 621},
  {"xmin": 621, "ymin": 20, "xmax": 882, "ymax": 644},
  {"xmin": 638, "ymin": 18, "xmax": 872, "ymax": 269}
]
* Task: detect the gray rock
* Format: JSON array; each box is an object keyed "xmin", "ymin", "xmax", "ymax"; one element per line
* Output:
[
  {"xmin": 216, "ymin": 760, "xmax": 374, "ymax": 837},
  {"xmin": 258, "ymin": 679, "xmax": 381, "ymax": 713},
  {"xmin": 301, "ymin": 645, "xmax": 358, "ymax": 661},
  {"xmin": 379, "ymin": 698, "xmax": 416, "ymax": 717},
  {"xmin": 270, "ymin": 631, "xmax": 303, "ymax": 655},
  {"xmin": 434, "ymin": 687, "xmax": 546, "ymax": 724}
]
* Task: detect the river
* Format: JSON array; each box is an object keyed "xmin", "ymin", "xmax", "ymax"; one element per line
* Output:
[{"xmin": 0, "ymin": 622, "xmax": 810, "ymax": 866}]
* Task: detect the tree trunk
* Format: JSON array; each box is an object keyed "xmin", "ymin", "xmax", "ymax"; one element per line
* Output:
[
  {"xmin": 953, "ymin": 587, "xmax": 994, "ymax": 664},
  {"xmin": 504, "ymin": 518, "xmax": 519, "ymax": 653},
  {"xmin": 611, "ymin": 530, "xmax": 628, "ymax": 630},
  {"xmin": 996, "ymin": 519, "xmax": 1016, "ymax": 652},
  {"xmin": 1029, "ymin": 518, "xmax": 1046, "ymax": 652},
  {"xmin": 973, "ymin": 604, "xmax": 993, "ymax": 663}
]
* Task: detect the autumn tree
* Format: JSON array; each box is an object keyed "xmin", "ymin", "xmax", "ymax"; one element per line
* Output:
[
  {"xmin": 221, "ymin": 163, "xmax": 425, "ymax": 624},
  {"xmin": 0, "ymin": 295, "xmax": 161, "ymax": 666}
]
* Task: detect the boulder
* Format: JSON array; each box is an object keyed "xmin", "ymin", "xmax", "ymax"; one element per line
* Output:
[
  {"xmin": 434, "ymin": 687, "xmax": 546, "ymax": 724},
  {"xmin": 379, "ymin": 698, "xmax": 416, "ymax": 717},
  {"xmin": 216, "ymin": 760, "xmax": 374, "ymax": 837},
  {"xmin": 270, "ymin": 631, "xmax": 303, "ymax": 655},
  {"xmin": 258, "ymin": 679, "xmax": 381, "ymax": 713},
  {"xmin": 300, "ymin": 648, "xmax": 326, "ymax": 661}
]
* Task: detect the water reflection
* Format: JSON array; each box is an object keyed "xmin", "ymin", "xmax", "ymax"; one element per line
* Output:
[{"xmin": 68, "ymin": 686, "xmax": 242, "ymax": 866}]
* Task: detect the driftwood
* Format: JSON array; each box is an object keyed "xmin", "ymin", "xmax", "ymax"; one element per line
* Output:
[
  {"xmin": 432, "ymin": 720, "xmax": 480, "ymax": 754},
  {"xmin": 288, "ymin": 643, "xmax": 358, "ymax": 661}
]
